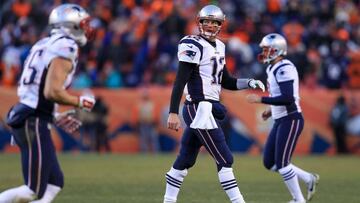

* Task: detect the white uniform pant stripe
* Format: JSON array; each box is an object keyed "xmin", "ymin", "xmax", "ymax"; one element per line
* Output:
[
  {"xmin": 186, "ymin": 104, "xmax": 219, "ymax": 164},
  {"xmin": 35, "ymin": 118, "xmax": 42, "ymax": 194},
  {"xmin": 193, "ymin": 104, "xmax": 226, "ymax": 163},
  {"xmin": 204, "ymin": 129, "xmax": 227, "ymax": 164},
  {"xmin": 286, "ymin": 120, "xmax": 300, "ymax": 165},
  {"xmin": 25, "ymin": 120, "xmax": 32, "ymax": 188},
  {"xmin": 282, "ymin": 120, "xmax": 295, "ymax": 167}
]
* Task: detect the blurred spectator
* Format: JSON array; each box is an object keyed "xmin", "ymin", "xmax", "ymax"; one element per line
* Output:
[
  {"xmin": 320, "ymin": 40, "xmax": 349, "ymax": 89},
  {"xmin": 1, "ymin": 0, "xmax": 360, "ymax": 89},
  {"xmin": 103, "ymin": 60, "xmax": 123, "ymax": 88},
  {"xmin": 346, "ymin": 96, "xmax": 360, "ymax": 136},
  {"xmin": 133, "ymin": 90, "xmax": 159, "ymax": 153},
  {"xmin": 77, "ymin": 108, "xmax": 97, "ymax": 151},
  {"xmin": 347, "ymin": 51, "xmax": 360, "ymax": 88},
  {"xmin": 92, "ymin": 97, "xmax": 111, "ymax": 153},
  {"xmin": 330, "ymin": 95, "xmax": 349, "ymax": 154},
  {"xmin": 77, "ymin": 96, "xmax": 110, "ymax": 152}
]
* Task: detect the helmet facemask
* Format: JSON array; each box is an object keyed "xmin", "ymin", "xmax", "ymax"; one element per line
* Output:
[
  {"xmin": 258, "ymin": 46, "xmax": 280, "ymax": 64},
  {"xmin": 79, "ymin": 17, "xmax": 95, "ymax": 44},
  {"xmin": 198, "ymin": 18, "xmax": 222, "ymax": 40}
]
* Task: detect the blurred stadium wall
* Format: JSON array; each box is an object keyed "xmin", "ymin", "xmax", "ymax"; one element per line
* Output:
[{"xmin": 1, "ymin": 86, "xmax": 359, "ymax": 155}]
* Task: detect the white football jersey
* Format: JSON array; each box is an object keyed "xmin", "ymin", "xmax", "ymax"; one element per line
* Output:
[
  {"xmin": 266, "ymin": 59, "xmax": 302, "ymax": 119},
  {"xmin": 17, "ymin": 33, "xmax": 78, "ymax": 116},
  {"xmin": 177, "ymin": 35, "xmax": 226, "ymax": 102}
]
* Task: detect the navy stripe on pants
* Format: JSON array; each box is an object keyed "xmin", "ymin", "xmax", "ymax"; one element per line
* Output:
[
  {"xmin": 12, "ymin": 116, "xmax": 64, "ymax": 198},
  {"xmin": 263, "ymin": 113, "xmax": 304, "ymax": 170},
  {"xmin": 173, "ymin": 103, "xmax": 233, "ymax": 171}
]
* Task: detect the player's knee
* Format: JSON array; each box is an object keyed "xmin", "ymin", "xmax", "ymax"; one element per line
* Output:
[
  {"xmin": 173, "ymin": 152, "xmax": 198, "ymax": 170},
  {"xmin": 185, "ymin": 157, "xmax": 197, "ymax": 169},
  {"xmin": 263, "ymin": 158, "xmax": 275, "ymax": 170},
  {"xmin": 216, "ymin": 156, "xmax": 233, "ymax": 171}
]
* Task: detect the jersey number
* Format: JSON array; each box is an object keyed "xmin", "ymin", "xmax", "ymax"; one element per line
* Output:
[
  {"xmin": 211, "ymin": 56, "xmax": 224, "ymax": 84},
  {"xmin": 23, "ymin": 50, "xmax": 43, "ymax": 85}
]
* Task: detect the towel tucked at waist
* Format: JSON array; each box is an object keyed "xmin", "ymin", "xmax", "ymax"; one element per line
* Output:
[{"xmin": 190, "ymin": 101, "xmax": 218, "ymax": 130}]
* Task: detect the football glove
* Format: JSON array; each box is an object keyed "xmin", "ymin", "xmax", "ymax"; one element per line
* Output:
[
  {"xmin": 78, "ymin": 94, "xmax": 96, "ymax": 112},
  {"xmin": 55, "ymin": 110, "xmax": 82, "ymax": 134},
  {"xmin": 248, "ymin": 79, "xmax": 265, "ymax": 92}
]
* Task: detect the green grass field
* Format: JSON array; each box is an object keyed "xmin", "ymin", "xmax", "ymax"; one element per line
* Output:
[{"xmin": 0, "ymin": 153, "xmax": 359, "ymax": 203}]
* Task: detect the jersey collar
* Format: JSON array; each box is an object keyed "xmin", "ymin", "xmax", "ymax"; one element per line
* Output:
[{"xmin": 199, "ymin": 35, "xmax": 217, "ymax": 48}]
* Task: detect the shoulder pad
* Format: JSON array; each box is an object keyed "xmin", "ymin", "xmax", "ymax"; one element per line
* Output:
[
  {"xmin": 274, "ymin": 64, "xmax": 296, "ymax": 82},
  {"xmin": 48, "ymin": 36, "xmax": 78, "ymax": 62},
  {"xmin": 178, "ymin": 36, "xmax": 203, "ymax": 64}
]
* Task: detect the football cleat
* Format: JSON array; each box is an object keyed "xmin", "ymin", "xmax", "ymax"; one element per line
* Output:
[{"xmin": 307, "ymin": 173, "xmax": 320, "ymax": 201}]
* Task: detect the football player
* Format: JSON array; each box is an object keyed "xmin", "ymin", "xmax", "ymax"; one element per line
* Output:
[
  {"xmin": 0, "ymin": 4, "xmax": 96, "ymax": 203},
  {"xmin": 246, "ymin": 33, "xmax": 320, "ymax": 203},
  {"xmin": 164, "ymin": 5, "xmax": 265, "ymax": 203}
]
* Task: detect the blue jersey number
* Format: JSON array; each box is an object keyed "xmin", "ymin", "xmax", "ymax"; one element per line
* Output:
[
  {"xmin": 23, "ymin": 67, "xmax": 37, "ymax": 85},
  {"xmin": 211, "ymin": 56, "xmax": 224, "ymax": 84},
  {"xmin": 22, "ymin": 50, "xmax": 43, "ymax": 85}
]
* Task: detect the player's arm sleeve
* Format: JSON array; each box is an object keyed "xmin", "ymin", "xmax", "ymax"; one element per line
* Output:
[
  {"xmin": 221, "ymin": 66, "xmax": 251, "ymax": 90},
  {"xmin": 221, "ymin": 67, "xmax": 237, "ymax": 90},
  {"xmin": 169, "ymin": 61, "xmax": 195, "ymax": 114},
  {"xmin": 177, "ymin": 40, "xmax": 201, "ymax": 64},
  {"xmin": 261, "ymin": 80, "xmax": 295, "ymax": 105}
]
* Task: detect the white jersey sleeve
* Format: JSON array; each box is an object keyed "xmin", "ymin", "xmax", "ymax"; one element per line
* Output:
[
  {"xmin": 177, "ymin": 37, "xmax": 202, "ymax": 64},
  {"xmin": 275, "ymin": 65, "xmax": 296, "ymax": 82},
  {"xmin": 47, "ymin": 37, "xmax": 78, "ymax": 62}
]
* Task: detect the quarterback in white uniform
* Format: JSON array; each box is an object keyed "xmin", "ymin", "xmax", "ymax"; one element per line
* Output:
[
  {"xmin": 178, "ymin": 34, "xmax": 226, "ymax": 102},
  {"xmin": 247, "ymin": 33, "xmax": 320, "ymax": 203},
  {"xmin": 164, "ymin": 5, "xmax": 265, "ymax": 203},
  {"xmin": 1, "ymin": 4, "xmax": 96, "ymax": 203}
]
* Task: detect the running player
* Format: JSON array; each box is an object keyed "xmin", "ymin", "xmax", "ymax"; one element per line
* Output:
[
  {"xmin": 0, "ymin": 4, "xmax": 96, "ymax": 203},
  {"xmin": 246, "ymin": 33, "xmax": 320, "ymax": 203}
]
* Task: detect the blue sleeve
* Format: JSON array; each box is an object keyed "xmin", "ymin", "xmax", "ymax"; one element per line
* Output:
[
  {"xmin": 221, "ymin": 66, "xmax": 238, "ymax": 90},
  {"xmin": 261, "ymin": 80, "xmax": 295, "ymax": 105},
  {"xmin": 169, "ymin": 61, "xmax": 195, "ymax": 114}
]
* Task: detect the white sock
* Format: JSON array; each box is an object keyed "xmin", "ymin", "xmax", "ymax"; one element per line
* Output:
[
  {"xmin": 279, "ymin": 165, "xmax": 305, "ymax": 201},
  {"xmin": 164, "ymin": 167, "xmax": 188, "ymax": 203},
  {"xmin": 290, "ymin": 164, "xmax": 312, "ymax": 184},
  {"xmin": 30, "ymin": 184, "xmax": 62, "ymax": 203},
  {"xmin": 0, "ymin": 185, "xmax": 36, "ymax": 203},
  {"xmin": 218, "ymin": 167, "xmax": 245, "ymax": 203}
]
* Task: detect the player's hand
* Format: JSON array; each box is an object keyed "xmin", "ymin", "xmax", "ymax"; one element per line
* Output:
[
  {"xmin": 262, "ymin": 108, "xmax": 272, "ymax": 121},
  {"xmin": 248, "ymin": 79, "xmax": 265, "ymax": 92},
  {"xmin": 55, "ymin": 110, "xmax": 82, "ymax": 134},
  {"xmin": 167, "ymin": 113, "xmax": 181, "ymax": 131},
  {"xmin": 246, "ymin": 94, "xmax": 262, "ymax": 103},
  {"xmin": 78, "ymin": 95, "xmax": 96, "ymax": 112}
]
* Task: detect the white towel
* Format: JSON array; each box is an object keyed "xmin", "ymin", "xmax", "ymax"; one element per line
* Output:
[{"xmin": 190, "ymin": 101, "xmax": 218, "ymax": 130}]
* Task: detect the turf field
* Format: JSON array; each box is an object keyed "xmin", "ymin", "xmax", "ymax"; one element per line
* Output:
[{"xmin": 0, "ymin": 153, "xmax": 359, "ymax": 203}]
